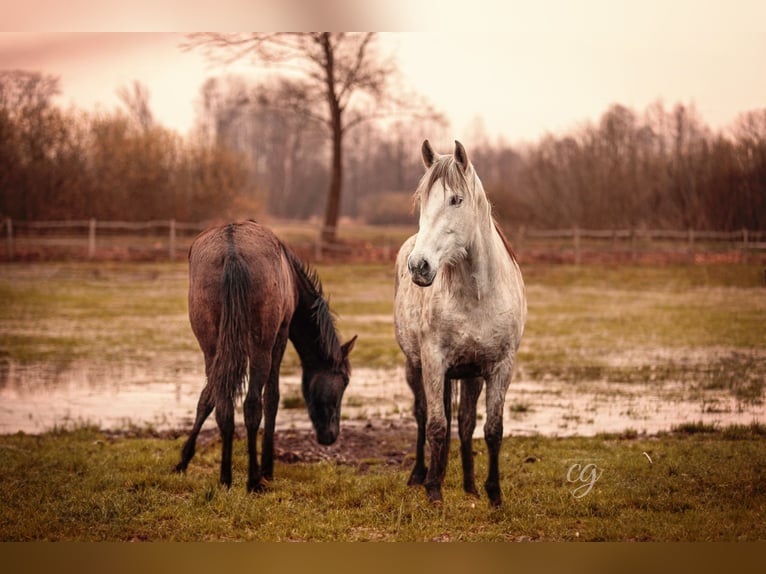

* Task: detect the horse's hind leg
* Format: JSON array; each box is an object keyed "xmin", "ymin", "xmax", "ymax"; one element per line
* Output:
[
  {"xmin": 175, "ymin": 372, "xmax": 215, "ymax": 472},
  {"xmin": 243, "ymin": 357, "xmax": 266, "ymax": 493},
  {"xmin": 215, "ymin": 397, "xmax": 236, "ymax": 488},
  {"xmin": 458, "ymin": 378, "xmax": 484, "ymax": 497},
  {"xmin": 405, "ymin": 360, "xmax": 427, "ymax": 486}
]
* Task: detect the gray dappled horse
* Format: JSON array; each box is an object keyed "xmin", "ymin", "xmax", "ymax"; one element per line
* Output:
[{"xmin": 395, "ymin": 141, "xmax": 526, "ymax": 506}]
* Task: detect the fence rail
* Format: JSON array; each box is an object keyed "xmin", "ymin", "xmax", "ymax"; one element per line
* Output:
[
  {"xmin": 3, "ymin": 218, "xmax": 208, "ymax": 261},
  {"xmin": 2, "ymin": 218, "xmax": 765, "ymax": 263}
]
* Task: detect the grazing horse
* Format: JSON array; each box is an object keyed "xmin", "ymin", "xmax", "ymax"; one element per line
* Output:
[
  {"xmin": 394, "ymin": 140, "xmax": 526, "ymax": 507},
  {"xmin": 175, "ymin": 220, "xmax": 356, "ymax": 492}
]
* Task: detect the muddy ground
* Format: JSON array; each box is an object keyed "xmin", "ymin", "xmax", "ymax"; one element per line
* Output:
[{"xmin": 126, "ymin": 419, "xmax": 420, "ymax": 471}]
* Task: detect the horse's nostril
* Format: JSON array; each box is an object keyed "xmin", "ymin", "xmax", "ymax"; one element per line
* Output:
[{"xmin": 409, "ymin": 257, "xmax": 430, "ymax": 276}]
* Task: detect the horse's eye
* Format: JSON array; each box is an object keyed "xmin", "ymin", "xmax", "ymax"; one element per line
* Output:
[{"xmin": 449, "ymin": 195, "xmax": 463, "ymax": 207}]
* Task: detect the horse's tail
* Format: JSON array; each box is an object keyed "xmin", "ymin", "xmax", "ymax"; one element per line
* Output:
[{"xmin": 209, "ymin": 249, "xmax": 252, "ymax": 408}]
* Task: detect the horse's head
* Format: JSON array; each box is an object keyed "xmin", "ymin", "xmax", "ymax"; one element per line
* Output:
[
  {"xmin": 302, "ymin": 335, "xmax": 356, "ymax": 445},
  {"xmin": 408, "ymin": 140, "xmax": 482, "ymax": 287}
]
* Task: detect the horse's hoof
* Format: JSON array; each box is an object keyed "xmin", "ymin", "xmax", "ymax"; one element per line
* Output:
[
  {"xmin": 407, "ymin": 466, "xmax": 427, "ymax": 486},
  {"xmin": 425, "ymin": 485, "xmax": 443, "ymax": 505},
  {"xmin": 173, "ymin": 463, "xmax": 186, "ymax": 474},
  {"xmin": 247, "ymin": 476, "xmax": 271, "ymax": 493},
  {"xmin": 464, "ymin": 487, "xmax": 480, "ymax": 499},
  {"xmin": 485, "ymin": 482, "xmax": 502, "ymax": 507}
]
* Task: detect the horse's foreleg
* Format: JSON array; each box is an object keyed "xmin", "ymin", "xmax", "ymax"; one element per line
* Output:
[
  {"xmin": 483, "ymin": 365, "xmax": 512, "ymax": 507},
  {"xmin": 261, "ymin": 333, "xmax": 287, "ymax": 482},
  {"xmin": 405, "ymin": 361, "xmax": 427, "ymax": 486},
  {"xmin": 422, "ymin": 363, "xmax": 450, "ymax": 504},
  {"xmin": 215, "ymin": 398, "xmax": 235, "ymax": 488},
  {"xmin": 175, "ymin": 382, "xmax": 214, "ymax": 473},
  {"xmin": 424, "ymin": 415, "xmax": 450, "ymax": 504},
  {"xmin": 458, "ymin": 378, "xmax": 484, "ymax": 497}
]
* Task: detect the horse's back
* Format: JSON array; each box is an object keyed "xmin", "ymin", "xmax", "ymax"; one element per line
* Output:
[
  {"xmin": 188, "ymin": 221, "xmax": 295, "ymax": 352},
  {"xmin": 190, "ymin": 220, "xmax": 282, "ymax": 267}
]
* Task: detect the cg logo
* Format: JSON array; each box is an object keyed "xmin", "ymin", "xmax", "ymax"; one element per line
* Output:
[{"xmin": 566, "ymin": 462, "xmax": 603, "ymax": 498}]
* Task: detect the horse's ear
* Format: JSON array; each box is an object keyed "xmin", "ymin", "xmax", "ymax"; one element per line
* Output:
[
  {"xmin": 421, "ymin": 139, "xmax": 437, "ymax": 168},
  {"xmin": 342, "ymin": 335, "xmax": 357, "ymax": 357},
  {"xmin": 454, "ymin": 140, "xmax": 469, "ymax": 172}
]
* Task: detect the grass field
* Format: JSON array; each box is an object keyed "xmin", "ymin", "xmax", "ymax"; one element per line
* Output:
[
  {"xmin": 1, "ymin": 259, "xmax": 765, "ymax": 540},
  {"xmin": 2, "ymin": 261, "xmax": 765, "ymax": 381},
  {"xmin": 0, "ymin": 423, "xmax": 765, "ymax": 541}
]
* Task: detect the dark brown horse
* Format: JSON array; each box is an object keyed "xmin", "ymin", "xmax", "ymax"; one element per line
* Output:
[{"xmin": 175, "ymin": 220, "xmax": 356, "ymax": 492}]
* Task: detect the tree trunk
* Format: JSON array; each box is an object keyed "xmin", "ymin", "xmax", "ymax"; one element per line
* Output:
[
  {"xmin": 323, "ymin": 119, "xmax": 343, "ymax": 244},
  {"xmin": 321, "ymin": 33, "xmax": 343, "ymax": 245}
]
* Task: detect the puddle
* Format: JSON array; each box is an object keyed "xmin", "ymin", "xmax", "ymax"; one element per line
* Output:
[{"xmin": 0, "ymin": 361, "xmax": 763, "ymax": 437}]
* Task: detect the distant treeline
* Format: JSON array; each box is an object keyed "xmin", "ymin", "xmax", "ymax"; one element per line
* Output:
[
  {"xmin": 0, "ymin": 71, "xmax": 253, "ymax": 223},
  {"xmin": 2, "ymin": 70, "xmax": 765, "ymax": 231},
  {"xmin": 482, "ymin": 103, "xmax": 766, "ymax": 232}
]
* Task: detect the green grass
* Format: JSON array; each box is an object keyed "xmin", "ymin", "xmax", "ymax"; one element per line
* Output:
[
  {"xmin": 2, "ymin": 261, "xmax": 765, "ymax": 395},
  {"xmin": 1, "ymin": 425, "xmax": 764, "ymax": 541},
  {"xmin": 518, "ymin": 263, "xmax": 766, "ymax": 392},
  {"xmin": 0, "ymin": 263, "xmax": 196, "ymax": 367}
]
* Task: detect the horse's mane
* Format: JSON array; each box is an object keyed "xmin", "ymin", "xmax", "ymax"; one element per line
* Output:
[
  {"xmin": 414, "ymin": 154, "xmax": 474, "ymax": 203},
  {"xmin": 493, "ymin": 220, "xmax": 519, "ymax": 263},
  {"xmin": 279, "ymin": 242, "xmax": 342, "ymax": 366},
  {"xmin": 414, "ymin": 154, "xmax": 518, "ymax": 264}
]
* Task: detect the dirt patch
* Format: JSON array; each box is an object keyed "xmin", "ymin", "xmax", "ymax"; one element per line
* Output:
[
  {"xmin": 272, "ymin": 420, "xmax": 417, "ymax": 470},
  {"xmin": 141, "ymin": 419, "xmax": 418, "ymax": 470}
]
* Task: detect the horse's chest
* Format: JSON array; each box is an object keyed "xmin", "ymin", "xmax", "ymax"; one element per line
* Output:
[{"xmin": 428, "ymin": 304, "xmax": 513, "ymax": 365}]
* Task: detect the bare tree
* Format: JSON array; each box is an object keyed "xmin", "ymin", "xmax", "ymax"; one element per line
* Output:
[
  {"xmin": 117, "ymin": 80, "xmax": 154, "ymax": 131},
  {"xmin": 184, "ymin": 32, "xmax": 439, "ymax": 243}
]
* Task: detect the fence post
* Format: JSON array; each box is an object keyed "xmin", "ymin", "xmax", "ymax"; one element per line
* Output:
[
  {"xmin": 88, "ymin": 218, "xmax": 96, "ymax": 259},
  {"xmin": 315, "ymin": 229, "xmax": 323, "ymax": 262},
  {"xmin": 5, "ymin": 217, "xmax": 12, "ymax": 260},
  {"xmin": 742, "ymin": 228, "xmax": 749, "ymax": 264},
  {"xmin": 688, "ymin": 228, "xmax": 695, "ymax": 261},
  {"xmin": 516, "ymin": 225, "xmax": 526, "ymax": 255},
  {"xmin": 630, "ymin": 227, "xmax": 637, "ymax": 261},
  {"xmin": 169, "ymin": 219, "xmax": 176, "ymax": 262},
  {"xmin": 573, "ymin": 227, "xmax": 581, "ymax": 265}
]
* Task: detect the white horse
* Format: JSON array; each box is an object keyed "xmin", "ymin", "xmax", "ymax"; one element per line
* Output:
[{"xmin": 394, "ymin": 140, "xmax": 526, "ymax": 506}]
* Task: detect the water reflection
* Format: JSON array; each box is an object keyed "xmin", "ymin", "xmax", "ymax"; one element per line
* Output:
[
  {"xmin": 0, "ymin": 361, "xmax": 763, "ymax": 436},
  {"xmin": 0, "ymin": 361, "xmax": 204, "ymax": 433}
]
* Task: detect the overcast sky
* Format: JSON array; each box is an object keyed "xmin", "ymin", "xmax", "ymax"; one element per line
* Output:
[{"xmin": 1, "ymin": 1, "xmax": 765, "ymax": 146}]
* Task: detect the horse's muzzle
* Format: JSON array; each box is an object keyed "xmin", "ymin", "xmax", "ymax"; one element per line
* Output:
[
  {"xmin": 408, "ymin": 257, "xmax": 435, "ymax": 287},
  {"xmin": 315, "ymin": 428, "xmax": 339, "ymax": 446}
]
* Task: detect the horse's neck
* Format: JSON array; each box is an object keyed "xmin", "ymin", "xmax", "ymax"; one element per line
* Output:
[
  {"xmin": 289, "ymin": 284, "xmax": 337, "ymax": 370},
  {"xmin": 459, "ymin": 219, "xmax": 513, "ymax": 300},
  {"xmin": 289, "ymin": 298, "xmax": 321, "ymax": 368}
]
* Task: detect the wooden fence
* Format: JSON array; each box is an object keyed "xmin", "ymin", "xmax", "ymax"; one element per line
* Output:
[
  {"xmin": 3, "ymin": 218, "xmax": 207, "ymax": 262},
  {"xmin": 2, "ymin": 217, "xmax": 765, "ymax": 263},
  {"xmin": 516, "ymin": 226, "xmax": 766, "ymax": 264}
]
